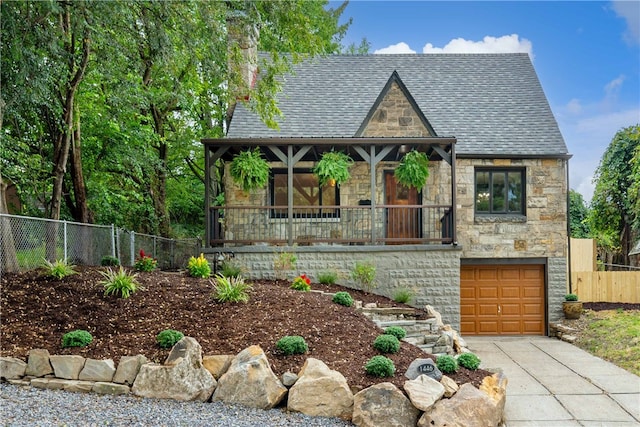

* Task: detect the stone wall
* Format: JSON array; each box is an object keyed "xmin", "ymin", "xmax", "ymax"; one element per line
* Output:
[{"xmin": 211, "ymin": 245, "xmax": 463, "ymax": 330}]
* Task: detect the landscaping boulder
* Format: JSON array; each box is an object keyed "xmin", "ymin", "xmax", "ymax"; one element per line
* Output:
[
  {"xmin": 213, "ymin": 345, "xmax": 286, "ymax": 409},
  {"xmin": 50, "ymin": 355, "xmax": 85, "ymax": 380},
  {"xmin": 440, "ymin": 375, "xmax": 459, "ymax": 398},
  {"xmin": 132, "ymin": 337, "xmax": 216, "ymax": 402},
  {"xmin": 405, "ymin": 358, "xmax": 442, "ymax": 381},
  {"xmin": 113, "ymin": 355, "xmax": 147, "ymax": 385},
  {"xmin": 0, "ymin": 357, "xmax": 27, "ymax": 380},
  {"xmin": 352, "ymin": 382, "xmax": 420, "ymax": 427},
  {"xmin": 287, "ymin": 358, "xmax": 354, "ymax": 420},
  {"xmin": 203, "ymin": 355, "xmax": 233, "ymax": 380},
  {"xmin": 25, "ymin": 349, "xmax": 53, "ymax": 377},
  {"xmin": 79, "ymin": 358, "xmax": 116, "ymax": 382},
  {"xmin": 403, "ymin": 374, "xmax": 445, "ymax": 411}
]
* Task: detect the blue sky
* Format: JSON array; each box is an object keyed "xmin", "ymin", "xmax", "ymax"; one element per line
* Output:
[{"xmin": 332, "ymin": 0, "xmax": 640, "ymax": 202}]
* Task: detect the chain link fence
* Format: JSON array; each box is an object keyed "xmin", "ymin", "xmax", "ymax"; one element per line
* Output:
[{"xmin": 1, "ymin": 214, "xmax": 200, "ymax": 274}]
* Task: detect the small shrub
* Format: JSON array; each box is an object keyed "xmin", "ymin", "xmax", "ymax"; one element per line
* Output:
[
  {"xmin": 212, "ymin": 274, "xmax": 253, "ymax": 303},
  {"xmin": 274, "ymin": 251, "xmax": 297, "ymax": 280},
  {"xmin": 290, "ymin": 274, "xmax": 311, "ymax": 291},
  {"xmin": 332, "ymin": 291, "xmax": 354, "ymax": 307},
  {"xmin": 101, "ymin": 267, "xmax": 140, "ymax": 299},
  {"xmin": 100, "ymin": 255, "xmax": 120, "ymax": 266},
  {"xmin": 457, "ymin": 352, "xmax": 481, "ymax": 370},
  {"xmin": 42, "ymin": 258, "xmax": 76, "ymax": 280},
  {"xmin": 351, "ymin": 261, "xmax": 376, "ymax": 293},
  {"xmin": 156, "ymin": 329, "xmax": 185, "ymax": 349},
  {"xmin": 134, "ymin": 249, "xmax": 157, "ymax": 272},
  {"xmin": 393, "ymin": 289, "xmax": 413, "ymax": 304},
  {"xmin": 276, "ymin": 335, "xmax": 308, "ymax": 355},
  {"xmin": 565, "ymin": 293, "xmax": 579, "ymax": 302},
  {"xmin": 384, "ymin": 326, "xmax": 407, "ymax": 340},
  {"xmin": 61, "ymin": 330, "xmax": 93, "ymax": 348},
  {"xmin": 220, "ymin": 260, "xmax": 243, "ymax": 278},
  {"xmin": 318, "ymin": 270, "xmax": 339, "ymax": 285},
  {"xmin": 365, "ymin": 355, "xmax": 395, "ymax": 377},
  {"xmin": 436, "ymin": 354, "xmax": 459, "ymax": 374},
  {"xmin": 373, "ymin": 334, "xmax": 401, "ymax": 354},
  {"xmin": 187, "ymin": 253, "xmax": 211, "ymax": 278}
]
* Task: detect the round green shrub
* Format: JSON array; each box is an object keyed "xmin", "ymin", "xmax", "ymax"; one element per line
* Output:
[
  {"xmin": 365, "ymin": 355, "xmax": 395, "ymax": 377},
  {"xmin": 384, "ymin": 326, "xmax": 407, "ymax": 340},
  {"xmin": 436, "ymin": 354, "xmax": 459, "ymax": 374},
  {"xmin": 100, "ymin": 255, "xmax": 120, "ymax": 266},
  {"xmin": 373, "ymin": 334, "xmax": 400, "ymax": 354},
  {"xmin": 457, "ymin": 352, "xmax": 481, "ymax": 370},
  {"xmin": 332, "ymin": 291, "xmax": 354, "ymax": 307},
  {"xmin": 156, "ymin": 329, "xmax": 185, "ymax": 349},
  {"xmin": 276, "ymin": 335, "xmax": 308, "ymax": 355},
  {"xmin": 61, "ymin": 330, "xmax": 93, "ymax": 348}
]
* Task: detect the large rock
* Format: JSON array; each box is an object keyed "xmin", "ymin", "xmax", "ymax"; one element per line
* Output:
[
  {"xmin": 213, "ymin": 345, "xmax": 286, "ymax": 409},
  {"xmin": 79, "ymin": 358, "xmax": 115, "ymax": 382},
  {"xmin": 405, "ymin": 358, "xmax": 442, "ymax": 381},
  {"xmin": 93, "ymin": 382, "xmax": 130, "ymax": 395},
  {"xmin": 0, "ymin": 357, "xmax": 27, "ymax": 380},
  {"xmin": 287, "ymin": 358, "xmax": 354, "ymax": 420},
  {"xmin": 203, "ymin": 355, "xmax": 233, "ymax": 380},
  {"xmin": 404, "ymin": 374, "xmax": 445, "ymax": 411},
  {"xmin": 352, "ymin": 382, "xmax": 420, "ymax": 427},
  {"xmin": 50, "ymin": 355, "xmax": 86, "ymax": 380},
  {"xmin": 418, "ymin": 373, "xmax": 508, "ymax": 427},
  {"xmin": 113, "ymin": 355, "xmax": 147, "ymax": 385},
  {"xmin": 26, "ymin": 349, "xmax": 53, "ymax": 377},
  {"xmin": 132, "ymin": 337, "xmax": 216, "ymax": 402},
  {"xmin": 440, "ymin": 375, "xmax": 459, "ymax": 398}
]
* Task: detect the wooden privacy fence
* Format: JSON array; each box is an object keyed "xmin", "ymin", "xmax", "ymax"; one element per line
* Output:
[{"xmin": 571, "ymin": 271, "xmax": 640, "ymax": 303}]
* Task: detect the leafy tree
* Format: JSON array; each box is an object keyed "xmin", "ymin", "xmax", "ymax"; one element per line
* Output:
[
  {"xmin": 342, "ymin": 37, "xmax": 371, "ymax": 54},
  {"xmin": 588, "ymin": 124, "xmax": 639, "ymax": 266},
  {"xmin": 569, "ymin": 189, "xmax": 591, "ymax": 238}
]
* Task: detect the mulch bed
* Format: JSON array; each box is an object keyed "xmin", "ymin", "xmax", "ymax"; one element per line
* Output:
[{"xmin": 1, "ymin": 266, "xmax": 491, "ymax": 390}]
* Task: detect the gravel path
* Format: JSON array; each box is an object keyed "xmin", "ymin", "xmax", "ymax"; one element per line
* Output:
[{"xmin": 0, "ymin": 383, "xmax": 354, "ymax": 427}]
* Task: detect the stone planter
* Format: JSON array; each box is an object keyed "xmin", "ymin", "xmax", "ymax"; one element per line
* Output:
[{"xmin": 562, "ymin": 301, "xmax": 583, "ymax": 319}]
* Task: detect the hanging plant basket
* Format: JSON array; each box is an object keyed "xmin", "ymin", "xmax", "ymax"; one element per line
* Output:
[
  {"xmin": 229, "ymin": 148, "xmax": 271, "ymax": 192},
  {"xmin": 394, "ymin": 149, "xmax": 430, "ymax": 190},
  {"xmin": 312, "ymin": 150, "xmax": 354, "ymax": 187}
]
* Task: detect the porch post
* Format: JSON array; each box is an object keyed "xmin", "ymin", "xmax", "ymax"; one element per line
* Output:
[
  {"xmin": 204, "ymin": 145, "xmax": 211, "ymax": 247},
  {"xmin": 451, "ymin": 143, "xmax": 457, "ymax": 244},
  {"xmin": 370, "ymin": 144, "xmax": 376, "ymax": 244},
  {"xmin": 287, "ymin": 145, "xmax": 294, "ymax": 246}
]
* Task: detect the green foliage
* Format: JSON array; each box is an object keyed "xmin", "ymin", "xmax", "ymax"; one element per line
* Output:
[
  {"xmin": 230, "ymin": 148, "xmax": 271, "ymax": 192},
  {"xmin": 351, "ymin": 261, "xmax": 376, "ymax": 293},
  {"xmin": 101, "ymin": 267, "xmax": 141, "ymax": 299},
  {"xmin": 318, "ymin": 270, "xmax": 338, "ymax": 285},
  {"xmin": 42, "ymin": 259, "xmax": 77, "ymax": 280},
  {"xmin": 62, "ymin": 330, "xmax": 93, "ymax": 348},
  {"xmin": 565, "ymin": 293, "xmax": 579, "ymax": 302},
  {"xmin": 290, "ymin": 274, "xmax": 311, "ymax": 291},
  {"xmin": 312, "ymin": 150, "xmax": 354, "ymax": 186},
  {"xmin": 187, "ymin": 253, "xmax": 211, "ymax": 278},
  {"xmin": 365, "ymin": 355, "xmax": 396, "ymax": 377},
  {"xmin": 212, "ymin": 274, "xmax": 253, "ymax": 303},
  {"xmin": 156, "ymin": 329, "xmax": 185, "ymax": 349},
  {"xmin": 394, "ymin": 150, "xmax": 430, "ymax": 189},
  {"xmin": 393, "ymin": 289, "xmax": 413, "ymax": 304},
  {"xmin": 220, "ymin": 260, "xmax": 243, "ymax": 278},
  {"xmin": 384, "ymin": 326, "xmax": 407, "ymax": 340},
  {"xmin": 134, "ymin": 249, "xmax": 157, "ymax": 272},
  {"xmin": 569, "ymin": 190, "xmax": 591, "ymax": 238},
  {"xmin": 100, "ymin": 255, "xmax": 120, "ymax": 267},
  {"xmin": 457, "ymin": 353, "xmax": 481, "ymax": 370},
  {"xmin": 373, "ymin": 334, "xmax": 401, "ymax": 354},
  {"xmin": 274, "ymin": 251, "xmax": 297, "ymax": 280},
  {"xmin": 275, "ymin": 335, "xmax": 309, "ymax": 355},
  {"xmin": 436, "ymin": 355, "xmax": 459, "ymax": 374},
  {"xmin": 332, "ymin": 291, "xmax": 354, "ymax": 307}
]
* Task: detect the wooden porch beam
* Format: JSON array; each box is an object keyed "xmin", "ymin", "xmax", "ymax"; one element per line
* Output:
[
  {"xmin": 267, "ymin": 146, "xmax": 288, "ymax": 165},
  {"xmin": 431, "ymin": 145, "xmax": 451, "ymax": 165}
]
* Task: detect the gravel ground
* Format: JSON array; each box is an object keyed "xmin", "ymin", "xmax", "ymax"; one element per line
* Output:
[{"xmin": 0, "ymin": 383, "xmax": 354, "ymax": 427}]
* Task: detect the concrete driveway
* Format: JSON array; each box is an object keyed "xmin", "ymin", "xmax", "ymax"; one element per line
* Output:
[{"xmin": 464, "ymin": 336, "xmax": 640, "ymax": 426}]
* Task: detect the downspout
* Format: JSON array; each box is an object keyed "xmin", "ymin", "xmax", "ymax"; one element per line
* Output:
[{"xmin": 566, "ymin": 158, "xmax": 572, "ymax": 293}]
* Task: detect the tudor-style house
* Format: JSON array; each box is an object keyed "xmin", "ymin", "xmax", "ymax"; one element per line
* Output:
[{"xmin": 202, "ymin": 53, "xmax": 570, "ymax": 336}]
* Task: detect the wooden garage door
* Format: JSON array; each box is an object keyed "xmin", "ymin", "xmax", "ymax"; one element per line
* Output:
[{"xmin": 461, "ymin": 264, "xmax": 545, "ymax": 335}]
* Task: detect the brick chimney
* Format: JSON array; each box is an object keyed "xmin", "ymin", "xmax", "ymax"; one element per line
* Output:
[{"xmin": 226, "ymin": 14, "xmax": 258, "ymax": 126}]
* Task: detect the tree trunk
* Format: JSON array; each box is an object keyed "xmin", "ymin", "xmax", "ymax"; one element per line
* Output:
[
  {"xmin": 0, "ymin": 173, "xmax": 20, "ymax": 273},
  {"xmin": 69, "ymin": 105, "xmax": 92, "ymax": 223}
]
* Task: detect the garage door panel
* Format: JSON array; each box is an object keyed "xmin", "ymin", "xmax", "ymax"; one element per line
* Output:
[{"xmin": 461, "ymin": 264, "xmax": 545, "ymax": 336}]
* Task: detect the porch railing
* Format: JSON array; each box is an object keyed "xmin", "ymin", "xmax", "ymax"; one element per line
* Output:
[{"xmin": 209, "ymin": 205, "xmax": 454, "ymax": 246}]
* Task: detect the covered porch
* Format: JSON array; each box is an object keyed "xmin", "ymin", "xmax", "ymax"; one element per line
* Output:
[{"xmin": 202, "ymin": 136, "xmax": 458, "ymax": 247}]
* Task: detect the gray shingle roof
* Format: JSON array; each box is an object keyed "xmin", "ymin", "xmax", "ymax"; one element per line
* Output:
[{"xmin": 227, "ymin": 53, "xmax": 568, "ymax": 157}]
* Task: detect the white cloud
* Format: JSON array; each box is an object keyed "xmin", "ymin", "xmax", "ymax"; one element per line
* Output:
[
  {"xmin": 566, "ymin": 99, "xmax": 583, "ymax": 115},
  {"xmin": 612, "ymin": 0, "xmax": 640, "ymax": 44},
  {"xmin": 422, "ymin": 34, "xmax": 533, "ymax": 58},
  {"xmin": 374, "ymin": 42, "xmax": 416, "ymax": 54},
  {"xmin": 604, "ymin": 75, "xmax": 625, "ymax": 105}
]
